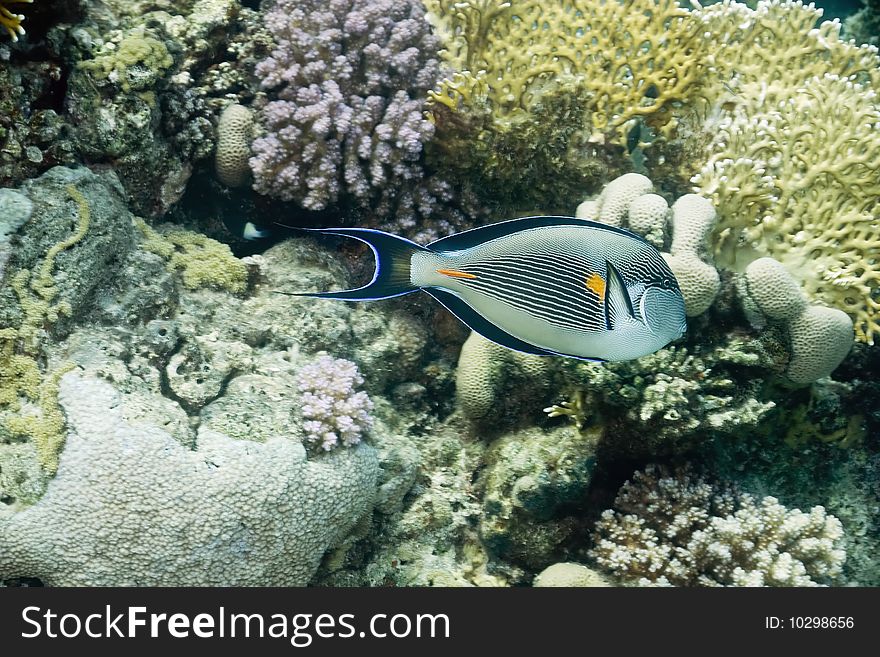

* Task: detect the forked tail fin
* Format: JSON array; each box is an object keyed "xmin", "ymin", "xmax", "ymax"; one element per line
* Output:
[{"xmin": 278, "ymin": 227, "xmax": 427, "ymax": 301}]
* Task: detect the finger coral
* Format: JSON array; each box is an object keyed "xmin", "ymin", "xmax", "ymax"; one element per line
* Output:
[
  {"xmin": 296, "ymin": 354, "xmax": 374, "ymax": 452},
  {"xmin": 0, "ymin": 0, "xmax": 31, "ymax": 41},
  {"xmin": 591, "ymin": 465, "xmax": 847, "ymax": 586}
]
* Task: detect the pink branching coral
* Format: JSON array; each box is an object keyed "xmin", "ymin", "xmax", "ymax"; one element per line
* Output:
[
  {"xmin": 296, "ymin": 355, "xmax": 373, "ymax": 452},
  {"xmin": 250, "ymin": 0, "xmax": 469, "ymax": 240},
  {"xmin": 591, "ymin": 465, "xmax": 846, "ymax": 586}
]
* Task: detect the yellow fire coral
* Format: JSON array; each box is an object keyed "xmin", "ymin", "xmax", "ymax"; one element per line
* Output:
[
  {"xmin": 690, "ymin": 1, "xmax": 880, "ymax": 343},
  {"xmin": 0, "ymin": 0, "xmax": 31, "ymax": 41},
  {"xmin": 1, "ymin": 185, "xmax": 88, "ymax": 474},
  {"xmin": 426, "ymin": 0, "xmax": 706, "ymax": 143},
  {"xmin": 136, "ymin": 220, "xmax": 248, "ymax": 294}
]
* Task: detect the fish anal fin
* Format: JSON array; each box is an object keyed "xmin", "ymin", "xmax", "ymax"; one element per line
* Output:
[{"xmin": 424, "ymin": 288, "xmax": 554, "ymax": 357}]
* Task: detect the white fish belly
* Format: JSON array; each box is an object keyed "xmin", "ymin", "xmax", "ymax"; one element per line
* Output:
[{"xmin": 460, "ymin": 287, "xmax": 643, "ymax": 360}]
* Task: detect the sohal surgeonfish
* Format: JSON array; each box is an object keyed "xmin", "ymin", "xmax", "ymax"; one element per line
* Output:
[{"xmin": 286, "ymin": 216, "xmax": 687, "ymax": 362}]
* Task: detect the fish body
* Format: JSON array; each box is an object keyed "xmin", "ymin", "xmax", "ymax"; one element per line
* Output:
[{"xmin": 288, "ymin": 216, "xmax": 687, "ymax": 362}]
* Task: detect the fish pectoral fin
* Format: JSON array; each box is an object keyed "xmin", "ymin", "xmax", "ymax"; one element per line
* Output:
[{"xmin": 604, "ymin": 261, "xmax": 636, "ymax": 330}]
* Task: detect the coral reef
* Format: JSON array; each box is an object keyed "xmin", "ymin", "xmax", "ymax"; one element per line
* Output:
[
  {"xmin": 0, "ymin": 212, "xmax": 440, "ymax": 585},
  {"xmin": 316, "ymin": 421, "xmax": 505, "ymax": 587},
  {"xmin": 0, "ymin": 0, "xmax": 876, "ymax": 592},
  {"xmin": 700, "ymin": 385, "xmax": 880, "ymax": 585},
  {"xmin": 62, "ymin": 0, "xmax": 255, "ymax": 217},
  {"xmin": 591, "ymin": 465, "xmax": 847, "ymax": 586}
]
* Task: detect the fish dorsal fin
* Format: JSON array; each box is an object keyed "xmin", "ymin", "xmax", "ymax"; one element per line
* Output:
[
  {"xmin": 604, "ymin": 261, "xmax": 636, "ymax": 330},
  {"xmin": 426, "ymin": 216, "xmax": 649, "ymax": 253}
]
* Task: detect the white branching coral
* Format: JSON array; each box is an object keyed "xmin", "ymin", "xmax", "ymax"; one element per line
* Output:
[
  {"xmin": 591, "ymin": 465, "xmax": 846, "ymax": 586},
  {"xmin": 296, "ymin": 355, "xmax": 374, "ymax": 451}
]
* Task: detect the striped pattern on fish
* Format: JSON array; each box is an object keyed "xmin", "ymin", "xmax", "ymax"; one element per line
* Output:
[{"xmin": 281, "ymin": 216, "xmax": 687, "ymax": 362}]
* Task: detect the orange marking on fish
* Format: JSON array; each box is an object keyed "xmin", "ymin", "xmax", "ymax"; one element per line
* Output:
[
  {"xmin": 437, "ymin": 268, "xmax": 477, "ymax": 280},
  {"xmin": 586, "ymin": 272, "xmax": 606, "ymax": 300}
]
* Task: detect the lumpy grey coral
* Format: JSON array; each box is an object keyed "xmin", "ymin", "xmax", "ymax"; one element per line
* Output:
[{"xmin": 0, "ymin": 373, "xmax": 379, "ymax": 586}]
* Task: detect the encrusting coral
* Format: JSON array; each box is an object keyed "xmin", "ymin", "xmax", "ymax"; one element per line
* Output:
[
  {"xmin": 590, "ymin": 465, "xmax": 847, "ymax": 586},
  {"xmin": 136, "ymin": 219, "xmax": 248, "ymax": 294},
  {"xmin": 0, "ymin": 167, "xmax": 138, "ymax": 485},
  {"xmin": 1, "ymin": 184, "xmax": 91, "ymax": 474},
  {"xmin": 0, "ymin": 373, "xmax": 380, "ymax": 586}
]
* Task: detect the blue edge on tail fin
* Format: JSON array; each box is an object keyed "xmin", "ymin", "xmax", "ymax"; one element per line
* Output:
[{"xmin": 275, "ymin": 227, "xmax": 425, "ymax": 301}]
